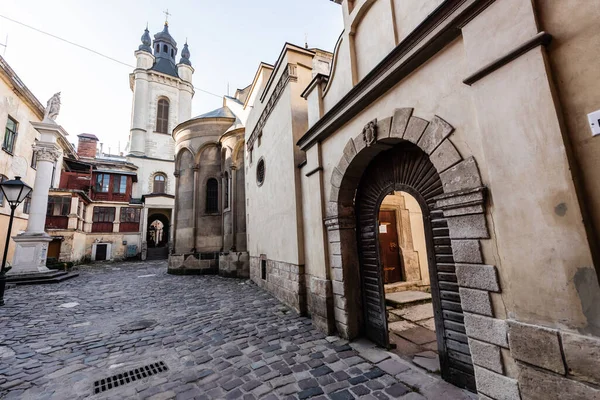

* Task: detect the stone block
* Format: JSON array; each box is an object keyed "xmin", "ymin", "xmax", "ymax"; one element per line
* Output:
[
  {"xmin": 403, "ymin": 116, "xmax": 429, "ymax": 144},
  {"xmin": 310, "ymin": 277, "xmax": 332, "ymax": 298},
  {"xmin": 389, "ymin": 108, "xmax": 413, "ymax": 139},
  {"xmin": 459, "ymin": 288, "xmax": 493, "ymax": 316},
  {"xmin": 518, "ymin": 363, "xmax": 600, "ymax": 400},
  {"xmin": 475, "ymin": 366, "xmax": 520, "ymax": 400},
  {"xmin": 439, "ymin": 157, "xmax": 483, "ymax": 193},
  {"xmin": 336, "ymin": 151, "xmax": 351, "ymax": 176},
  {"xmin": 331, "ymin": 167, "xmax": 344, "ymax": 188},
  {"xmin": 443, "ymin": 205, "xmax": 485, "ymax": 217},
  {"xmin": 451, "ymin": 240, "xmax": 483, "ymax": 263},
  {"xmin": 417, "ymin": 115, "xmax": 454, "ymax": 155},
  {"xmin": 456, "ymin": 264, "xmax": 500, "ymax": 292},
  {"xmin": 447, "ymin": 214, "xmax": 489, "ymax": 239},
  {"xmin": 469, "ymin": 339, "xmax": 503, "ymax": 374},
  {"xmin": 353, "ymin": 131, "xmax": 367, "ymax": 154},
  {"xmin": 343, "ymin": 139, "xmax": 357, "ymax": 163},
  {"xmin": 429, "ymin": 139, "xmax": 461, "ymax": 173},
  {"xmin": 507, "ymin": 321, "xmax": 565, "ymax": 375},
  {"xmin": 561, "ymin": 331, "xmax": 600, "ymax": 385},
  {"xmin": 377, "ymin": 117, "xmax": 392, "ymax": 140},
  {"xmin": 332, "ymin": 280, "xmax": 344, "ymax": 296},
  {"xmin": 464, "ymin": 313, "xmax": 508, "ymax": 348}
]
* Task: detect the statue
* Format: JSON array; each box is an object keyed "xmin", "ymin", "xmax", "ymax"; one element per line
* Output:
[
  {"xmin": 44, "ymin": 92, "xmax": 61, "ymax": 121},
  {"xmin": 362, "ymin": 119, "xmax": 378, "ymax": 147}
]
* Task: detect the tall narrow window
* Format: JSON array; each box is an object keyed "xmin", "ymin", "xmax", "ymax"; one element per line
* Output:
[
  {"xmin": 206, "ymin": 178, "xmax": 218, "ymax": 213},
  {"xmin": 156, "ymin": 99, "xmax": 170, "ymax": 133},
  {"xmin": 31, "ymin": 149, "xmax": 38, "ymax": 169},
  {"xmin": 3, "ymin": 116, "xmax": 18, "ymax": 154},
  {"xmin": 95, "ymin": 174, "xmax": 110, "ymax": 192},
  {"xmin": 23, "ymin": 195, "xmax": 31, "ymax": 214},
  {"xmin": 0, "ymin": 175, "xmax": 7, "ymax": 207},
  {"xmin": 112, "ymin": 175, "xmax": 127, "ymax": 194},
  {"xmin": 224, "ymin": 172, "xmax": 229, "ymax": 209},
  {"xmin": 153, "ymin": 173, "xmax": 166, "ymax": 193}
]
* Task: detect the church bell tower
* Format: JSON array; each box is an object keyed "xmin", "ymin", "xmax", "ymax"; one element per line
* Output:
[{"xmin": 127, "ymin": 21, "xmax": 194, "ymax": 159}]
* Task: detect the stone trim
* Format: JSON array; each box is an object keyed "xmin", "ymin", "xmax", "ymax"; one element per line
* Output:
[
  {"xmin": 297, "ymin": 0, "xmax": 496, "ymax": 150},
  {"xmin": 324, "ymin": 107, "xmax": 520, "ymax": 396},
  {"xmin": 463, "ymin": 32, "xmax": 552, "ymax": 86},
  {"xmin": 474, "ymin": 366, "xmax": 520, "ymax": 400}
]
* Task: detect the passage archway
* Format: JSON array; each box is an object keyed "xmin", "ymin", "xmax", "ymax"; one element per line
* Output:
[
  {"xmin": 324, "ymin": 109, "xmax": 510, "ymax": 394},
  {"xmin": 147, "ymin": 213, "xmax": 170, "ymax": 248}
]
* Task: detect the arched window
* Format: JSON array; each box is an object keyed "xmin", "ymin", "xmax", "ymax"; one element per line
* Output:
[
  {"xmin": 156, "ymin": 98, "xmax": 169, "ymax": 133},
  {"xmin": 155, "ymin": 44, "xmax": 159, "ymax": 52},
  {"xmin": 170, "ymin": 49, "xmax": 174, "ymax": 58},
  {"xmin": 224, "ymin": 172, "xmax": 229, "ymax": 209},
  {"xmin": 163, "ymin": 44, "xmax": 168, "ymax": 53},
  {"xmin": 153, "ymin": 173, "xmax": 166, "ymax": 193},
  {"xmin": 206, "ymin": 178, "xmax": 218, "ymax": 213}
]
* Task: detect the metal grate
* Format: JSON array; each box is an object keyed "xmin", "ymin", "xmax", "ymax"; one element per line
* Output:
[{"xmin": 93, "ymin": 361, "xmax": 168, "ymax": 394}]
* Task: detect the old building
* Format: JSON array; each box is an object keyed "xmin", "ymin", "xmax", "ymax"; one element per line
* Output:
[
  {"xmin": 125, "ymin": 21, "xmax": 194, "ymax": 261},
  {"xmin": 239, "ymin": 0, "xmax": 600, "ymax": 398},
  {"xmin": 168, "ymin": 89, "xmax": 250, "ymax": 277}
]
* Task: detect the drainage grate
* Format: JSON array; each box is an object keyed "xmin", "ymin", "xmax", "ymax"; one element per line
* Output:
[{"xmin": 93, "ymin": 361, "xmax": 168, "ymax": 394}]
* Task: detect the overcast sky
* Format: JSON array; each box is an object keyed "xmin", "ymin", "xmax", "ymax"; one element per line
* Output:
[{"xmin": 1, "ymin": 0, "xmax": 343, "ymax": 153}]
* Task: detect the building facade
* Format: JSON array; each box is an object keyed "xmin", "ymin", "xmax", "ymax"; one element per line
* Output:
[
  {"xmin": 239, "ymin": 0, "xmax": 600, "ymax": 398},
  {"xmin": 126, "ymin": 22, "xmax": 194, "ymax": 261}
]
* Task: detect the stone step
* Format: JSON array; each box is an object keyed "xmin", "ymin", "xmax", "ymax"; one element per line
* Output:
[
  {"xmin": 385, "ymin": 290, "xmax": 432, "ymax": 309},
  {"xmin": 7, "ymin": 271, "xmax": 79, "ymax": 285}
]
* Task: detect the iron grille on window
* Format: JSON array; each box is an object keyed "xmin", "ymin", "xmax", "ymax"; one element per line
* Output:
[
  {"xmin": 153, "ymin": 174, "xmax": 166, "ymax": 193},
  {"xmin": 156, "ymin": 99, "xmax": 169, "ymax": 133},
  {"xmin": 93, "ymin": 207, "xmax": 116, "ymax": 222},
  {"xmin": 46, "ymin": 196, "xmax": 71, "ymax": 216},
  {"xmin": 206, "ymin": 178, "xmax": 218, "ymax": 213},
  {"xmin": 3, "ymin": 116, "xmax": 17, "ymax": 154}
]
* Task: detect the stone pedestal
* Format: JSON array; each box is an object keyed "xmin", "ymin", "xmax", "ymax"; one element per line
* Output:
[{"xmin": 10, "ymin": 234, "xmax": 52, "ymax": 274}]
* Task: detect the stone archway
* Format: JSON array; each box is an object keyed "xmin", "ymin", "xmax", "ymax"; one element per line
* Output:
[
  {"xmin": 147, "ymin": 213, "xmax": 170, "ymax": 248},
  {"xmin": 325, "ymin": 108, "xmax": 511, "ymax": 393}
]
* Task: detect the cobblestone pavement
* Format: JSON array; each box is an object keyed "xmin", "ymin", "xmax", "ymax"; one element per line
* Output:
[{"xmin": 0, "ymin": 261, "xmax": 477, "ymax": 400}]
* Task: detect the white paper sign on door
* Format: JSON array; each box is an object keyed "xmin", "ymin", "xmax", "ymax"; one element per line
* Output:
[{"xmin": 379, "ymin": 225, "xmax": 387, "ymax": 233}]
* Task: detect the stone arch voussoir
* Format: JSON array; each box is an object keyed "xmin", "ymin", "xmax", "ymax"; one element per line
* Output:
[{"xmin": 325, "ymin": 108, "xmax": 514, "ymax": 393}]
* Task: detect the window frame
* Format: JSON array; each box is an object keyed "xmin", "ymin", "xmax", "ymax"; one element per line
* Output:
[
  {"xmin": 95, "ymin": 173, "xmax": 110, "ymax": 193},
  {"xmin": 156, "ymin": 98, "xmax": 170, "ymax": 134},
  {"xmin": 92, "ymin": 207, "xmax": 116, "ymax": 223},
  {"xmin": 46, "ymin": 196, "xmax": 71, "ymax": 216},
  {"xmin": 3, "ymin": 116, "xmax": 18, "ymax": 154},
  {"xmin": 120, "ymin": 207, "xmax": 141, "ymax": 223},
  {"xmin": 206, "ymin": 178, "xmax": 219, "ymax": 214},
  {"xmin": 22, "ymin": 194, "xmax": 31, "ymax": 214},
  {"xmin": 112, "ymin": 175, "xmax": 127, "ymax": 194},
  {"xmin": 0, "ymin": 175, "xmax": 6, "ymax": 207},
  {"xmin": 153, "ymin": 173, "xmax": 167, "ymax": 193}
]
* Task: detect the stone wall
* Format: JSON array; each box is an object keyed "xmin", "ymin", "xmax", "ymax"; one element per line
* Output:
[
  {"xmin": 219, "ymin": 251, "xmax": 249, "ymax": 278},
  {"xmin": 250, "ymin": 256, "xmax": 306, "ymax": 315},
  {"xmin": 168, "ymin": 252, "xmax": 219, "ymax": 275},
  {"xmin": 507, "ymin": 321, "xmax": 600, "ymax": 399}
]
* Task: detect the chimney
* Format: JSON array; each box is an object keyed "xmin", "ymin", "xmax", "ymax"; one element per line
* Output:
[{"xmin": 77, "ymin": 133, "xmax": 99, "ymax": 158}]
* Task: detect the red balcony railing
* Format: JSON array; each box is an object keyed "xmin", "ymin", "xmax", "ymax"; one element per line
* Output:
[{"xmin": 45, "ymin": 216, "xmax": 69, "ymax": 229}]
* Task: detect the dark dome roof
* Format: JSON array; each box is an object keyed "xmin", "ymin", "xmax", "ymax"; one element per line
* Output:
[{"xmin": 154, "ymin": 23, "xmax": 177, "ymax": 47}]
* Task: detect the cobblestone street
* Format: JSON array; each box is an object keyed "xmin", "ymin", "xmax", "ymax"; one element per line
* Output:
[{"xmin": 0, "ymin": 261, "xmax": 476, "ymax": 400}]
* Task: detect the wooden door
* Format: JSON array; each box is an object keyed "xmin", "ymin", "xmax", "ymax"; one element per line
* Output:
[
  {"xmin": 378, "ymin": 210, "xmax": 403, "ymax": 284},
  {"xmin": 96, "ymin": 244, "xmax": 107, "ymax": 261},
  {"xmin": 356, "ymin": 142, "xmax": 476, "ymax": 391},
  {"xmin": 48, "ymin": 240, "xmax": 61, "ymax": 260}
]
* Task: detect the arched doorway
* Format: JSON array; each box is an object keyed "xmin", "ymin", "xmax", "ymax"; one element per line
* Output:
[
  {"xmin": 147, "ymin": 213, "xmax": 170, "ymax": 248},
  {"xmin": 355, "ymin": 141, "xmax": 475, "ymax": 391}
]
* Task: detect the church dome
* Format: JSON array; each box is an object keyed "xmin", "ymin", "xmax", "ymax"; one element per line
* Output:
[
  {"xmin": 151, "ymin": 22, "xmax": 179, "ymax": 77},
  {"xmin": 179, "ymin": 42, "xmax": 191, "ymax": 66},
  {"xmin": 138, "ymin": 26, "xmax": 152, "ymax": 53},
  {"xmin": 154, "ymin": 23, "xmax": 177, "ymax": 48}
]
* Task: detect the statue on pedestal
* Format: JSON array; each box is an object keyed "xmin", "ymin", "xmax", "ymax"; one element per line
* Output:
[{"xmin": 43, "ymin": 92, "xmax": 61, "ymax": 121}]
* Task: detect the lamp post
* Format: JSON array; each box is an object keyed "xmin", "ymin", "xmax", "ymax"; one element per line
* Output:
[{"xmin": 0, "ymin": 176, "xmax": 33, "ymax": 306}]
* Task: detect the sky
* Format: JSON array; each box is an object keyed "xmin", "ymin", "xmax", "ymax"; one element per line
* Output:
[{"xmin": 0, "ymin": 0, "xmax": 343, "ymax": 154}]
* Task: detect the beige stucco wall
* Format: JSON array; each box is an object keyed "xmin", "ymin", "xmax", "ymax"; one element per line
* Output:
[
  {"xmin": 535, "ymin": 0, "xmax": 600, "ymax": 266},
  {"xmin": 0, "ymin": 72, "xmax": 41, "ymax": 263}
]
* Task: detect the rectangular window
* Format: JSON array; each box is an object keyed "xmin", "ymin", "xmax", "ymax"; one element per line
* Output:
[
  {"xmin": 46, "ymin": 196, "xmax": 71, "ymax": 216},
  {"xmin": 261, "ymin": 259, "xmax": 267, "ymax": 280},
  {"xmin": 92, "ymin": 207, "xmax": 115, "ymax": 222},
  {"xmin": 120, "ymin": 207, "xmax": 140, "ymax": 222},
  {"xmin": 112, "ymin": 175, "xmax": 127, "ymax": 194},
  {"xmin": 95, "ymin": 174, "xmax": 110, "ymax": 192},
  {"xmin": 3, "ymin": 116, "xmax": 17, "ymax": 154}
]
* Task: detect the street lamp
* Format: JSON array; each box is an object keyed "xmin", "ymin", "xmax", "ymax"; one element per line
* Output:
[{"xmin": 0, "ymin": 176, "xmax": 33, "ymax": 306}]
